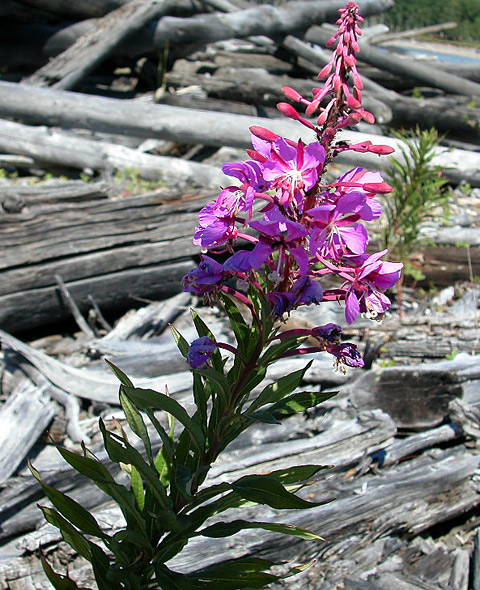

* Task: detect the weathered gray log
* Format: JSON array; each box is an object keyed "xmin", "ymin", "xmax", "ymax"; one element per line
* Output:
[
  {"xmin": 0, "ymin": 379, "xmax": 55, "ymax": 485},
  {"xmin": 0, "ymin": 186, "xmax": 212, "ymax": 332},
  {"xmin": 306, "ymin": 25, "xmax": 480, "ymax": 99},
  {"xmin": 0, "ymin": 82, "xmax": 479, "ymax": 186},
  {"xmin": 343, "ymin": 352, "xmax": 480, "ymax": 429},
  {"xmin": 101, "ymin": 291, "xmax": 191, "ymax": 340},
  {"xmin": 0, "ymin": 118, "xmax": 227, "ymax": 188},
  {"xmin": 166, "ymin": 65, "xmax": 392, "ymax": 124},
  {"xmin": 23, "ymin": 0, "xmax": 175, "ymax": 90},
  {"xmin": 0, "ymin": 404, "xmax": 394, "ymax": 544}
]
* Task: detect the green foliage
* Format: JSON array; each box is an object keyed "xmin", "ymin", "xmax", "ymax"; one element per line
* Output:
[
  {"xmin": 380, "ymin": 0, "xmax": 480, "ymax": 41},
  {"xmin": 380, "ymin": 127, "xmax": 449, "ymax": 272},
  {"xmin": 31, "ymin": 300, "xmax": 330, "ymax": 590}
]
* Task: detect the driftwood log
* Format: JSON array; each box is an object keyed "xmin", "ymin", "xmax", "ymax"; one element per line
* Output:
[
  {"xmin": 0, "ymin": 189, "xmax": 212, "ymax": 333},
  {"xmin": 23, "ymin": 0, "xmax": 178, "ymax": 90},
  {"xmin": 0, "ymin": 82, "xmax": 479, "ymax": 186},
  {"xmin": 0, "ymin": 118, "xmax": 228, "ymax": 188}
]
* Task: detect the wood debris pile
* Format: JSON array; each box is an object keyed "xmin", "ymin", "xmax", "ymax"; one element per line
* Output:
[{"xmin": 1, "ymin": 291, "xmax": 480, "ymax": 589}]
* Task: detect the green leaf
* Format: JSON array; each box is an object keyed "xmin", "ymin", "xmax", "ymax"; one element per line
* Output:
[
  {"xmin": 258, "ymin": 389, "xmax": 338, "ymax": 417},
  {"xmin": 267, "ymin": 464, "xmax": 330, "ymax": 485},
  {"xmin": 231, "ymin": 474, "xmax": 320, "ymax": 510},
  {"xmin": 55, "ymin": 446, "xmax": 149, "ymax": 536},
  {"xmin": 40, "ymin": 555, "xmax": 81, "ymax": 590},
  {"xmin": 29, "ymin": 461, "xmax": 106, "ymax": 539},
  {"xmin": 123, "ymin": 386, "xmax": 205, "ymax": 455},
  {"xmin": 99, "ymin": 420, "xmax": 172, "ymax": 511},
  {"xmin": 130, "ymin": 465, "xmax": 145, "ymax": 510},
  {"xmin": 219, "ymin": 292, "xmax": 251, "ymax": 357},
  {"xmin": 195, "ymin": 366, "xmax": 231, "ymax": 406},
  {"xmin": 191, "ymin": 557, "xmax": 279, "ymax": 588},
  {"xmin": 105, "ymin": 359, "xmax": 134, "ymax": 387},
  {"xmin": 154, "ymin": 564, "xmax": 194, "ymax": 590},
  {"xmin": 260, "ymin": 336, "xmax": 307, "ymax": 365},
  {"xmin": 175, "ymin": 464, "xmax": 195, "ymax": 501},
  {"xmin": 199, "ymin": 519, "xmax": 323, "ymax": 540},
  {"xmin": 170, "ymin": 325, "xmax": 190, "ymax": 358},
  {"xmin": 119, "ymin": 387, "xmax": 153, "ymax": 462},
  {"xmin": 39, "ymin": 506, "xmax": 92, "ymax": 561},
  {"xmin": 246, "ymin": 361, "xmax": 313, "ymax": 414}
]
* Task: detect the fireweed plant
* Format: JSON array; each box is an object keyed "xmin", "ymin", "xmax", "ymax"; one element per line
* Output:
[{"xmin": 32, "ymin": 3, "xmax": 403, "ymax": 589}]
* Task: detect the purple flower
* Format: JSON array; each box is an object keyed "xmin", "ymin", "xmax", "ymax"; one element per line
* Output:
[
  {"xmin": 309, "ymin": 192, "xmax": 369, "ymax": 259},
  {"xmin": 335, "ymin": 167, "xmax": 384, "ymax": 220},
  {"xmin": 326, "ymin": 342, "xmax": 364, "ymax": 368},
  {"xmin": 261, "ymin": 138, "xmax": 325, "ymax": 206},
  {"xmin": 182, "ymin": 255, "xmax": 224, "ymax": 294},
  {"xmin": 343, "ymin": 250, "xmax": 403, "ymax": 324},
  {"xmin": 222, "ymin": 160, "xmax": 268, "ymax": 192},
  {"xmin": 266, "ymin": 292, "xmax": 296, "ymax": 316},
  {"xmin": 187, "ymin": 336, "xmax": 217, "ymax": 368},
  {"xmin": 311, "ymin": 323, "xmax": 342, "ymax": 343},
  {"xmin": 291, "ymin": 276, "xmax": 323, "ymax": 306},
  {"xmin": 193, "ymin": 188, "xmax": 240, "ymax": 248}
]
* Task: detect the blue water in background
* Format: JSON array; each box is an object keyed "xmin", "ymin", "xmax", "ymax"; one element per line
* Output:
[{"xmin": 387, "ymin": 44, "xmax": 480, "ymax": 65}]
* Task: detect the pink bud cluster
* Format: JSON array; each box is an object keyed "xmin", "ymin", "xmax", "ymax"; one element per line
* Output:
[
  {"xmin": 182, "ymin": 2, "xmax": 403, "ymax": 370},
  {"xmin": 278, "ymin": 2, "xmax": 394, "ymax": 159}
]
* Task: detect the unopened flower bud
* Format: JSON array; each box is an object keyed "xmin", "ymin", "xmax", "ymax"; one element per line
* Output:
[
  {"xmin": 282, "ymin": 86, "xmax": 304, "ymax": 102},
  {"xmin": 363, "ymin": 182, "xmax": 394, "ymax": 193},
  {"xmin": 249, "ymin": 126, "xmax": 280, "ymax": 142},
  {"xmin": 367, "ymin": 144, "xmax": 395, "ymax": 155},
  {"xmin": 318, "ymin": 63, "xmax": 332, "ymax": 79}
]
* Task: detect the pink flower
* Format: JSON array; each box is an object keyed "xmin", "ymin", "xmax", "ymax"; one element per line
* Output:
[
  {"xmin": 309, "ymin": 192, "xmax": 370, "ymax": 259},
  {"xmin": 261, "ymin": 138, "xmax": 325, "ymax": 206},
  {"xmin": 343, "ymin": 250, "xmax": 403, "ymax": 324}
]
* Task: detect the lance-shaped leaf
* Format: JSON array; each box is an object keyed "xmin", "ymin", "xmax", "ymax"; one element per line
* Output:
[
  {"xmin": 154, "ymin": 564, "xmax": 194, "ymax": 590},
  {"xmin": 198, "ymin": 519, "xmax": 323, "ymax": 540},
  {"xmin": 39, "ymin": 506, "xmax": 93, "ymax": 561},
  {"xmin": 170, "ymin": 324, "xmax": 190, "ymax": 358},
  {"xmin": 231, "ymin": 474, "xmax": 321, "ymax": 510},
  {"xmin": 260, "ymin": 335, "xmax": 307, "ymax": 365},
  {"xmin": 191, "ymin": 557, "xmax": 279, "ymax": 588},
  {"xmin": 40, "ymin": 555, "xmax": 81, "ymax": 590},
  {"xmin": 99, "ymin": 420, "xmax": 173, "ymax": 512},
  {"xmin": 29, "ymin": 461, "xmax": 106, "ymax": 539},
  {"xmin": 219, "ymin": 292, "xmax": 251, "ymax": 356},
  {"xmin": 259, "ymin": 389, "xmax": 338, "ymax": 418},
  {"xmin": 119, "ymin": 387, "xmax": 153, "ymax": 463},
  {"xmin": 265, "ymin": 464, "xmax": 330, "ymax": 485},
  {"xmin": 195, "ymin": 366, "xmax": 231, "ymax": 407},
  {"xmin": 105, "ymin": 359, "xmax": 134, "ymax": 387},
  {"xmin": 122, "ymin": 386, "xmax": 205, "ymax": 455},
  {"xmin": 246, "ymin": 361, "xmax": 313, "ymax": 414}
]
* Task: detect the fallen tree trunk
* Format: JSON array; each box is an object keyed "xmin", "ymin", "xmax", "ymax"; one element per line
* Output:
[
  {"xmin": 23, "ymin": 0, "xmax": 176, "ymax": 90},
  {"xmin": 0, "ymin": 189, "xmax": 213, "ymax": 333},
  {"xmin": 0, "ymin": 81, "xmax": 479, "ymax": 186},
  {"xmin": 0, "ymin": 118, "xmax": 227, "ymax": 188},
  {"xmin": 166, "ymin": 65, "xmax": 393, "ymax": 124}
]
